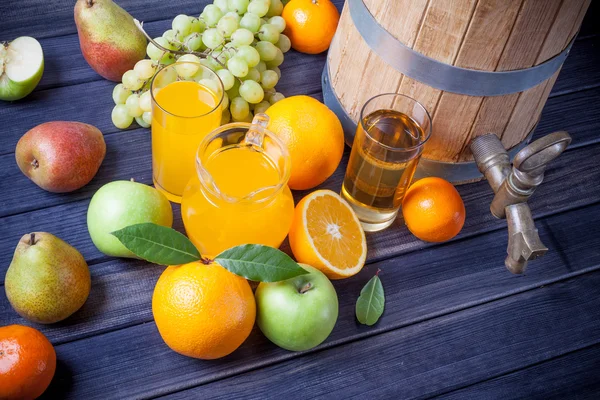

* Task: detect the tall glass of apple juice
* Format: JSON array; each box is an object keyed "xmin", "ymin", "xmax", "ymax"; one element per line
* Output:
[
  {"xmin": 341, "ymin": 93, "xmax": 432, "ymax": 232},
  {"xmin": 181, "ymin": 114, "xmax": 295, "ymax": 257},
  {"xmin": 150, "ymin": 61, "xmax": 224, "ymax": 203}
]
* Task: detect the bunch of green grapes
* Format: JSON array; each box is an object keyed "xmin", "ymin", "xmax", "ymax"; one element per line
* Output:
[{"xmin": 111, "ymin": 0, "xmax": 290, "ymax": 129}]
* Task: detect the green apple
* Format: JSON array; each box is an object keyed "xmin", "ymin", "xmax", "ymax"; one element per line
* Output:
[
  {"xmin": 0, "ymin": 36, "xmax": 44, "ymax": 101},
  {"xmin": 255, "ymin": 264, "xmax": 338, "ymax": 351},
  {"xmin": 87, "ymin": 180, "xmax": 173, "ymax": 258}
]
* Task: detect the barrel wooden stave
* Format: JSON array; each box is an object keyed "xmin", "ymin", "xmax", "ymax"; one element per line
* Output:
[{"xmin": 327, "ymin": 0, "xmax": 591, "ymax": 165}]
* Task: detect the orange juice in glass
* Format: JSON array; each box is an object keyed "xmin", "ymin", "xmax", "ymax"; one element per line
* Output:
[
  {"xmin": 181, "ymin": 114, "xmax": 294, "ymax": 257},
  {"xmin": 151, "ymin": 61, "xmax": 224, "ymax": 203}
]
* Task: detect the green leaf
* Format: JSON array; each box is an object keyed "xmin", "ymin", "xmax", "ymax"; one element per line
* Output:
[
  {"xmin": 215, "ymin": 244, "xmax": 309, "ymax": 282},
  {"xmin": 111, "ymin": 223, "xmax": 201, "ymax": 265},
  {"xmin": 356, "ymin": 274, "xmax": 385, "ymax": 326}
]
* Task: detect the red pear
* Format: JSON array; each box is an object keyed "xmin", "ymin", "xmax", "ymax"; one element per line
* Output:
[
  {"xmin": 74, "ymin": 0, "xmax": 147, "ymax": 82},
  {"xmin": 15, "ymin": 122, "xmax": 106, "ymax": 193}
]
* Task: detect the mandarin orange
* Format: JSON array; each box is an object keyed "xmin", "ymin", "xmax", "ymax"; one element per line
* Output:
[
  {"xmin": 282, "ymin": 0, "xmax": 340, "ymax": 54},
  {"xmin": 0, "ymin": 325, "xmax": 56, "ymax": 400},
  {"xmin": 402, "ymin": 177, "xmax": 466, "ymax": 242}
]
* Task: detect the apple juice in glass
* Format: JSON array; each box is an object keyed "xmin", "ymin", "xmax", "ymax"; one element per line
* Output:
[
  {"xmin": 150, "ymin": 61, "xmax": 224, "ymax": 203},
  {"xmin": 341, "ymin": 93, "xmax": 431, "ymax": 232},
  {"xmin": 181, "ymin": 114, "xmax": 295, "ymax": 257}
]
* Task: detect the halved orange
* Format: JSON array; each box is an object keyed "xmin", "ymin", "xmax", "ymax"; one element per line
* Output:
[{"xmin": 289, "ymin": 190, "xmax": 367, "ymax": 279}]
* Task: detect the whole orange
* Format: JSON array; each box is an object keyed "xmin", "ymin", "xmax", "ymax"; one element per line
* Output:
[
  {"xmin": 0, "ymin": 325, "xmax": 56, "ymax": 400},
  {"xmin": 282, "ymin": 0, "xmax": 340, "ymax": 54},
  {"xmin": 152, "ymin": 261, "xmax": 256, "ymax": 360},
  {"xmin": 266, "ymin": 95, "xmax": 344, "ymax": 190},
  {"xmin": 402, "ymin": 177, "xmax": 466, "ymax": 243}
]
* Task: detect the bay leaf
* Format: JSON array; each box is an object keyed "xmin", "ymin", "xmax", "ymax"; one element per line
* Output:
[
  {"xmin": 215, "ymin": 244, "xmax": 308, "ymax": 282},
  {"xmin": 356, "ymin": 274, "xmax": 385, "ymax": 326},
  {"xmin": 111, "ymin": 223, "xmax": 201, "ymax": 265}
]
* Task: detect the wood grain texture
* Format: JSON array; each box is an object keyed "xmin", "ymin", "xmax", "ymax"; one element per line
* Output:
[
  {"xmin": 440, "ymin": 344, "xmax": 600, "ymax": 399},
  {"xmin": 3, "ymin": 134, "xmax": 600, "ymax": 290},
  {"xmin": 29, "ymin": 203, "xmax": 600, "ymax": 399},
  {"xmin": 156, "ymin": 270, "xmax": 600, "ymax": 399},
  {"xmin": 327, "ymin": 0, "xmax": 591, "ymax": 164}
]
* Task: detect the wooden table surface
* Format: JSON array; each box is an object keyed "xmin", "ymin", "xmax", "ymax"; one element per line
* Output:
[{"xmin": 1, "ymin": 1, "xmax": 600, "ymax": 398}]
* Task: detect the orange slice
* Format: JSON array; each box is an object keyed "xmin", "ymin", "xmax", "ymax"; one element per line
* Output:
[{"xmin": 289, "ymin": 190, "xmax": 367, "ymax": 279}]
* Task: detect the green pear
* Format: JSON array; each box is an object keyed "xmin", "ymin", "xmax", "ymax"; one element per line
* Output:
[
  {"xmin": 87, "ymin": 180, "xmax": 173, "ymax": 258},
  {"xmin": 0, "ymin": 36, "xmax": 44, "ymax": 101},
  {"xmin": 74, "ymin": 0, "xmax": 147, "ymax": 82},
  {"xmin": 5, "ymin": 232, "xmax": 91, "ymax": 324}
]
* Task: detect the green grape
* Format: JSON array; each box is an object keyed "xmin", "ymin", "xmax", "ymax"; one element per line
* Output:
[
  {"xmin": 184, "ymin": 33, "xmax": 203, "ymax": 51},
  {"xmin": 139, "ymin": 90, "xmax": 152, "ymax": 112},
  {"xmin": 268, "ymin": 16, "xmax": 286, "ymax": 33},
  {"xmin": 230, "ymin": 96, "xmax": 250, "ymax": 120},
  {"xmin": 221, "ymin": 92, "xmax": 230, "ymax": 110},
  {"xmin": 199, "ymin": 78, "xmax": 222, "ymax": 97},
  {"xmin": 217, "ymin": 69, "xmax": 235, "ymax": 90},
  {"xmin": 244, "ymin": 67, "xmax": 261, "ymax": 82},
  {"xmin": 255, "ymin": 41, "xmax": 278, "ymax": 61},
  {"xmin": 255, "ymin": 61, "xmax": 267, "ymax": 73},
  {"xmin": 265, "ymin": 0, "xmax": 283, "ymax": 17},
  {"xmin": 260, "ymin": 18, "xmax": 268, "ymax": 26},
  {"xmin": 260, "ymin": 69, "xmax": 278, "ymax": 89},
  {"xmin": 112, "ymin": 84, "xmax": 131, "ymax": 105},
  {"xmin": 224, "ymin": 11, "xmax": 242, "ymax": 22},
  {"xmin": 227, "ymin": 79, "xmax": 241, "ymax": 98},
  {"xmin": 216, "ymin": 49, "xmax": 232, "ymax": 65},
  {"xmin": 217, "ymin": 15, "xmax": 239, "ymax": 38},
  {"xmin": 203, "ymin": 5, "xmax": 224, "ymax": 27},
  {"xmin": 259, "ymin": 24, "xmax": 280, "ymax": 44},
  {"xmin": 133, "ymin": 59, "xmax": 156, "ymax": 80},
  {"xmin": 162, "ymin": 29, "xmax": 178, "ymax": 43},
  {"xmin": 112, "ymin": 104, "xmax": 133, "ymax": 129},
  {"xmin": 135, "ymin": 115, "xmax": 151, "ymax": 128},
  {"xmin": 254, "ymin": 100, "xmax": 271, "ymax": 114},
  {"xmin": 203, "ymin": 28, "xmax": 224, "ymax": 49},
  {"xmin": 247, "ymin": 0, "xmax": 270, "ymax": 17},
  {"xmin": 239, "ymin": 80, "xmax": 264, "ymax": 104},
  {"xmin": 221, "ymin": 108, "xmax": 231, "ymax": 124},
  {"xmin": 147, "ymin": 37, "xmax": 176, "ymax": 64},
  {"xmin": 153, "ymin": 66, "xmax": 178, "ymax": 87},
  {"xmin": 237, "ymin": 45, "xmax": 260, "ymax": 67},
  {"xmin": 271, "ymin": 66, "xmax": 281, "ymax": 78},
  {"xmin": 176, "ymin": 54, "xmax": 201, "ymax": 78},
  {"xmin": 173, "ymin": 14, "xmax": 192, "ymax": 37},
  {"xmin": 142, "ymin": 111, "xmax": 152, "ymax": 126},
  {"xmin": 214, "ymin": 0, "xmax": 229, "ymax": 12},
  {"xmin": 276, "ymin": 33, "xmax": 291, "ymax": 53},
  {"xmin": 200, "ymin": 57, "xmax": 222, "ymax": 71},
  {"xmin": 122, "ymin": 70, "xmax": 143, "ymax": 91},
  {"xmin": 126, "ymin": 93, "xmax": 143, "ymax": 117},
  {"xmin": 190, "ymin": 17, "xmax": 206, "ymax": 33},
  {"xmin": 227, "ymin": 56, "xmax": 249, "ymax": 77},
  {"xmin": 265, "ymin": 47, "xmax": 284, "ymax": 68},
  {"xmin": 269, "ymin": 91, "xmax": 285, "ymax": 104},
  {"xmin": 228, "ymin": 0, "xmax": 249, "ymax": 14},
  {"xmin": 231, "ymin": 28, "xmax": 254, "ymax": 46},
  {"xmin": 240, "ymin": 13, "xmax": 261, "ymax": 33}
]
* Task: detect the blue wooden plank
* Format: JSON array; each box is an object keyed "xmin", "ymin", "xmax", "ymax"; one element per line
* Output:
[
  {"xmin": 42, "ymin": 263, "xmax": 600, "ymax": 399},
  {"xmin": 157, "ymin": 271, "xmax": 600, "ymax": 400},
  {"xmin": 2, "ymin": 139, "xmax": 600, "ymax": 285},
  {"xmin": 439, "ymin": 345, "xmax": 600, "ymax": 399},
  {"xmin": 3, "ymin": 197, "xmax": 600, "ymax": 348}
]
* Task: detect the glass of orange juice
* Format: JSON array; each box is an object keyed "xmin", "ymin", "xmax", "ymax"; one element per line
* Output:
[
  {"xmin": 151, "ymin": 61, "xmax": 224, "ymax": 203},
  {"xmin": 181, "ymin": 114, "xmax": 295, "ymax": 257}
]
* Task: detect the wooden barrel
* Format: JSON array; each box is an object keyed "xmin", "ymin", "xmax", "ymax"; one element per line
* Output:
[{"xmin": 324, "ymin": 0, "xmax": 590, "ymax": 182}]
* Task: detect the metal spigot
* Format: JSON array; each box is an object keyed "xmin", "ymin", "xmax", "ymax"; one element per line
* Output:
[{"xmin": 470, "ymin": 131, "xmax": 571, "ymax": 274}]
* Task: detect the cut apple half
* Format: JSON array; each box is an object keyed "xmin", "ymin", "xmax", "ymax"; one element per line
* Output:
[{"xmin": 0, "ymin": 36, "xmax": 44, "ymax": 101}]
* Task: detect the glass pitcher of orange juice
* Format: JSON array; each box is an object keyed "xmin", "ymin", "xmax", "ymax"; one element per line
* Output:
[
  {"xmin": 181, "ymin": 114, "xmax": 295, "ymax": 256},
  {"xmin": 151, "ymin": 61, "xmax": 224, "ymax": 203}
]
